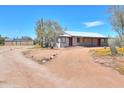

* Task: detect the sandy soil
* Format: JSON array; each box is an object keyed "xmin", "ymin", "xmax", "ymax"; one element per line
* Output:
[{"xmin": 1, "ymin": 46, "xmax": 124, "ymax": 87}]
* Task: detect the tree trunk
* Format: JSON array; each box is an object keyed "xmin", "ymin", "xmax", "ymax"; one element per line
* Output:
[{"xmin": 110, "ymin": 45, "xmax": 118, "ymax": 55}]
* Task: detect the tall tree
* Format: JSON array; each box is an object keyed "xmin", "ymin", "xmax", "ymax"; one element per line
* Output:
[
  {"xmin": 109, "ymin": 6, "xmax": 124, "ymax": 39},
  {"xmin": 35, "ymin": 18, "xmax": 45, "ymax": 45},
  {"xmin": 108, "ymin": 6, "xmax": 124, "ymax": 55},
  {"xmin": 35, "ymin": 18, "xmax": 64, "ymax": 48}
]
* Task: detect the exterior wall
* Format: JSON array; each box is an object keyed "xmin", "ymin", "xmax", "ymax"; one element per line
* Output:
[
  {"xmin": 92, "ymin": 38, "xmax": 98, "ymax": 47},
  {"xmin": 60, "ymin": 37, "xmax": 69, "ymax": 47},
  {"xmin": 17, "ymin": 42, "xmax": 21, "ymax": 45},
  {"xmin": 72, "ymin": 37, "xmax": 78, "ymax": 46},
  {"xmin": 13, "ymin": 42, "xmax": 17, "ymax": 45},
  {"xmin": 58, "ymin": 36, "xmax": 108, "ymax": 48},
  {"xmin": 100, "ymin": 38, "xmax": 108, "ymax": 46},
  {"xmin": 5, "ymin": 42, "xmax": 13, "ymax": 46},
  {"xmin": 28, "ymin": 41, "xmax": 34, "ymax": 45},
  {"xmin": 77, "ymin": 38, "xmax": 107, "ymax": 47},
  {"xmin": 56, "ymin": 38, "xmax": 61, "ymax": 48},
  {"xmin": 83, "ymin": 38, "xmax": 92, "ymax": 47},
  {"xmin": 21, "ymin": 41, "xmax": 34, "ymax": 45},
  {"xmin": 56, "ymin": 37, "xmax": 69, "ymax": 48},
  {"xmin": 5, "ymin": 41, "xmax": 34, "ymax": 46},
  {"xmin": 77, "ymin": 38, "xmax": 94, "ymax": 47}
]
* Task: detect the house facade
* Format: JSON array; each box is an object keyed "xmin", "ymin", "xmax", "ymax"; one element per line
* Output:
[{"xmin": 56, "ymin": 31, "xmax": 108, "ymax": 48}]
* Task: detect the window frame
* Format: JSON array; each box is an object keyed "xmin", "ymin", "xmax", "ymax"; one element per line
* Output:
[{"xmin": 77, "ymin": 38, "xmax": 80, "ymax": 43}]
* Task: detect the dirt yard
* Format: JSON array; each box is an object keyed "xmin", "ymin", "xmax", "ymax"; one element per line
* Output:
[{"xmin": 1, "ymin": 46, "xmax": 124, "ymax": 87}]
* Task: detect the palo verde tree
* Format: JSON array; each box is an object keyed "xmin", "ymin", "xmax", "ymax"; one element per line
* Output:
[
  {"xmin": 35, "ymin": 18, "xmax": 64, "ymax": 48},
  {"xmin": 108, "ymin": 6, "xmax": 124, "ymax": 55},
  {"xmin": 109, "ymin": 6, "xmax": 124, "ymax": 46},
  {"xmin": 35, "ymin": 18, "xmax": 45, "ymax": 45}
]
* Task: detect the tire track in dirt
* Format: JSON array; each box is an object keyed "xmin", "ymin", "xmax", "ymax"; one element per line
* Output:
[{"xmin": 0, "ymin": 47, "xmax": 73, "ymax": 87}]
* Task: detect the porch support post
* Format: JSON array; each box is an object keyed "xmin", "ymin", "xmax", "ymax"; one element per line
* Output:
[{"xmin": 91, "ymin": 38, "xmax": 93, "ymax": 47}]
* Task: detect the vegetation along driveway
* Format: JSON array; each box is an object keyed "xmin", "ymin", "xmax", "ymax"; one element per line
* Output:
[{"xmin": 0, "ymin": 46, "xmax": 124, "ymax": 87}]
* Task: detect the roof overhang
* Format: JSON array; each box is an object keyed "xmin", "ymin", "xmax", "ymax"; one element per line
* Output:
[{"xmin": 59, "ymin": 31, "xmax": 108, "ymax": 38}]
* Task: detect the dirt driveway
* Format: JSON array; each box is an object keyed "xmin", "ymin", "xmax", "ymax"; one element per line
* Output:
[{"xmin": 1, "ymin": 46, "xmax": 124, "ymax": 87}]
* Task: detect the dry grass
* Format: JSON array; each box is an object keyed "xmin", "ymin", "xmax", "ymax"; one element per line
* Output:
[
  {"xmin": 92, "ymin": 47, "xmax": 124, "ymax": 56},
  {"xmin": 115, "ymin": 67, "xmax": 124, "ymax": 75},
  {"xmin": 34, "ymin": 44, "xmax": 41, "ymax": 48},
  {"xmin": 91, "ymin": 47, "xmax": 124, "ymax": 74}
]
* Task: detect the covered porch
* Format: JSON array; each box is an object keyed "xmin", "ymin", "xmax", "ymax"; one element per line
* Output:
[{"xmin": 57, "ymin": 36, "xmax": 108, "ymax": 48}]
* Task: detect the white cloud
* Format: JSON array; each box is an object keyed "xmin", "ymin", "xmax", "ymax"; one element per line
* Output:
[{"xmin": 82, "ymin": 21, "xmax": 104, "ymax": 28}]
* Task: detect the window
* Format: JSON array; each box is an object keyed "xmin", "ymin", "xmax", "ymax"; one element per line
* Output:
[{"xmin": 77, "ymin": 38, "xmax": 80, "ymax": 43}]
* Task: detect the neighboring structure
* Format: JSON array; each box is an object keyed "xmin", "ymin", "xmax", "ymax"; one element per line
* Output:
[
  {"xmin": 5, "ymin": 38, "xmax": 34, "ymax": 46},
  {"xmin": 56, "ymin": 31, "xmax": 108, "ymax": 48}
]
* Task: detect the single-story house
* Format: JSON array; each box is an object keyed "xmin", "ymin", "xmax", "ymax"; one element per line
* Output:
[
  {"xmin": 5, "ymin": 38, "xmax": 34, "ymax": 46},
  {"xmin": 56, "ymin": 31, "xmax": 108, "ymax": 48}
]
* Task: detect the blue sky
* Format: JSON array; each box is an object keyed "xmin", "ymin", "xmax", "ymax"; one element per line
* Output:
[{"xmin": 0, "ymin": 5, "xmax": 117, "ymax": 39}]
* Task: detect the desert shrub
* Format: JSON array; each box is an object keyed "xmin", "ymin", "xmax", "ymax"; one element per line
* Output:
[
  {"xmin": 117, "ymin": 48, "xmax": 124, "ymax": 55},
  {"xmin": 34, "ymin": 43, "xmax": 41, "ymax": 48},
  {"xmin": 115, "ymin": 67, "xmax": 124, "ymax": 74},
  {"xmin": 92, "ymin": 47, "xmax": 124, "ymax": 56},
  {"xmin": 93, "ymin": 48, "xmax": 111, "ymax": 56},
  {"xmin": 108, "ymin": 35, "xmax": 124, "ymax": 47},
  {"xmin": 108, "ymin": 35, "xmax": 124, "ymax": 55},
  {"xmin": 0, "ymin": 35, "xmax": 5, "ymax": 45}
]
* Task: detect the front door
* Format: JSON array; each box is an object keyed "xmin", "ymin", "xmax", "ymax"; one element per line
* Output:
[
  {"xmin": 97, "ymin": 38, "xmax": 101, "ymax": 46},
  {"xmin": 69, "ymin": 37, "xmax": 72, "ymax": 46}
]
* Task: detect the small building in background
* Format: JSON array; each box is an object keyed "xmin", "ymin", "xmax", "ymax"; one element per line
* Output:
[{"xmin": 5, "ymin": 37, "xmax": 34, "ymax": 46}]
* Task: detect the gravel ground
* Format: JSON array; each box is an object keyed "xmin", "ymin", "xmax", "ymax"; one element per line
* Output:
[
  {"xmin": 1, "ymin": 46, "xmax": 124, "ymax": 87},
  {"xmin": 24, "ymin": 46, "xmax": 124, "ymax": 87}
]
